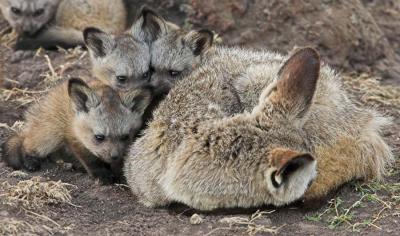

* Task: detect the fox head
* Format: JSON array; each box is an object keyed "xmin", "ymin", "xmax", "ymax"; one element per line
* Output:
[
  {"xmin": 0, "ymin": 0, "xmax": 60, "ymax": 36},
  {"xmin": 130, "ymin": 7, "xmax": 215, "ymax": 95},
  {"xmin": 149, "ymin": 29, "xmax": 214, "ymax": 95},
  {"xmin": 130, "ymin": 7, "xmax": 215, "ymax": 94},
  {"xmin": 84, "ymin": 7, "xmax": 214, "ymax": 95},
  {"xmin": 84, "ymin": 27, "xmax": 151, "ymax": 91},
  {"xmin": 68, "ymin": 78, "xmax": 152, "ymax": 164},
  {"xmin": 250, "ymin": 48, "xmax": 321, "ymax": 205}
]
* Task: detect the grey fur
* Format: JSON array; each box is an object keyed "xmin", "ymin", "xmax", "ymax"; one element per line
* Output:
[
  {"xmin": 0, "ymin": 0, "xmax": 60, "ymax": 36},
  {"xmin": 124, "ymin": 47, "xmax": 393, "ymax": 210},
  {"xmin": 85, "ymin": 28, "xmax": 151, "ymax": 92}
]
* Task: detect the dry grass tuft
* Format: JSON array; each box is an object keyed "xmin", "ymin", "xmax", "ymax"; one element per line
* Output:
[
  {"xmin": 0, "ymin": 218, "xmax": 36, "ymax": 235},
  {"xmin": 0, "ymin": 176, "xmax": 77, "ymax": 210},
  {"xmin": 0, "ymin": 213, "xmax": 73, "ymax": 235},
  {"xmin": 0, "ymin": 87, "xmax": 45, "ymax": 106},
  {"xmin": 206, "ymin": 210, "xmax": 281, "ymax": 236},
  {"xmin": 8, "ymin": 170, "xmax": 29, "ymax": 179},
  {"xmin": 0, "ymin": 120, "xmax": 25, "ymax": 132},
  {"xmin": 342, "ymin": 73, "xmax": 400, "ymax": 113},
  {"xmin": 41, "ymin": 47, "xmax": 87, "ymax": 85},
  {"xmin": 0, "ymin": 29, "xmax": 16, "ymax": 48},
  {"xmin": 1, "ymin": 47, "xmax": 87, "ymax": 107}
]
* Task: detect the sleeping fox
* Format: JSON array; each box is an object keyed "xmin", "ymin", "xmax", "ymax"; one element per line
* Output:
[
  {"xmin": 0, "ymin": 0, "xmax": 127, "ymax": 50},
  {"xmin": 124, "ymin": 47, "xmax": 393, "ymax": 210}
]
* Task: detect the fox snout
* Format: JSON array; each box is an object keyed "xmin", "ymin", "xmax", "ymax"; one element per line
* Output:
[{"xmin": 19, "ymin": 20, "xmax": 35, "ymax": 36}]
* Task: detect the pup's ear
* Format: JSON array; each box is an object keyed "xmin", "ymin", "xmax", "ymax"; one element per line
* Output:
[
  {"xmin": 130, "ymin": 6, "xmax": 168, "ymax": 43},
  {"xmin": 183, "ymin": 29, "xmax": 214, "ymax": 56},
  {"xmin": 68, "ymin": 78, "xmax": 100, "ymax": 113},
  {"xmin": 83, "ymin": 27, "xmax": 116, "ymax": 58},
  {"xmin": 121, "ymin": 87, "xmax": 152, "ymax": 116}
]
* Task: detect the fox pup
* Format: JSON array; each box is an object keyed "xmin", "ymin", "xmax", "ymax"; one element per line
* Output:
[
  {"xmin": 124, "ymin": 47, "xmax": 393, "ymax": 210},
  {"xmin": 84, "ymin": 7, "xmax": 215, "ymax": 97},
  {"xmin": 3, "ymin": 78, "xmax": 151, "ymax": 182},
  {"xmin": 0, "ymin": 0, "xmax": 127, "ymax": 50},
  {"xmin": 131, "ymin": 7, "xmax": 215, "ymax": 96},
  {"xmin": 83, "ymin": 27, "xmax": 152, "ymax": 92}
]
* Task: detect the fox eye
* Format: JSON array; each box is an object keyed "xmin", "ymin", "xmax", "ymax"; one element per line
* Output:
[
  {"xmin": 142, "ymin": 71, "xmax": 151, "ymax": 80},
  {"xmin": 33, "ymin": 9, "xmax": 44, "ymax": 17},
  {"xmin": 120, "ymin": 134, "xmax": 130, "ymax": 141},
  {"xmin": 11, "ymin": 7, "xmax": 22, "ymax": 15},
  {"xmin": 94, "ymin": 134, "xmax": 105, "ymax": 142},
  {"xmin": 169, "ymin": 70, "xmax": 181, "ymax": 77},
  {"xmin": 116, "ymin": 76, "xmax": 127, "ymax": 83}
]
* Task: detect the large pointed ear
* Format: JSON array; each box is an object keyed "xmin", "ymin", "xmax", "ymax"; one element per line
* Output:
[
  {"xmin": 121, "ymin": 87, "xmax": 152, "ymax": 116},
  {"xmin": 83, "ymin": 27, "xmax": 116, "ymax": 58},
  {"xmin": 130, "ymin": 6, "xmax": 168, "ymax": 43},
  {"xmin": 270, "ymin": 47, "xmax": 320, "ymax": 118},
  {"xmin": 68, "ymin": 78, "xmax": 100, "ymax": 113},
  {"xmin": 269, "ymin": 148, "xmax": 315, "ymax": 188},
  {"xmin": 183, "ymin": 29, "xmax": 214, "ymax": 56}
]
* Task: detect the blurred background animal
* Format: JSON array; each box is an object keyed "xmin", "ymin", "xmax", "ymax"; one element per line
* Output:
[{"xmin": 0, "ymin": 0, "xmax": 127, "ymax": 50}]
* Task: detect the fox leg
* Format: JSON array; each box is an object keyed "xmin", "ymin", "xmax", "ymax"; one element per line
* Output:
[
  {"xmin": 3, "ymin": 128, "xmax": 64, "ymax": 171},
  {"xmin": 67, "ymin": 141, "xmax": 115, "ymax": 183}
]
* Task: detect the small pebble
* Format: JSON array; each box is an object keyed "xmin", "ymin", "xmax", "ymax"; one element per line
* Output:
[{"xmin": 190, "ymin": 213, "xmax": 204, "ymax": 225}]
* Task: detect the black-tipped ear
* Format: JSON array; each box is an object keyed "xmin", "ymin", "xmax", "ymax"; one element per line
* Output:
[
  {"xmin": 130, "ymin": 6, "xmax": 168, "ymax": 43},
  {"xmin": 183, "ymin": 29, "xmax": 214, "ymax": 56},
  {"xmin": 269, "ymin": 148, "xmax": 315, "ymax": 187},
  {"xmin": 121, "ymin": 87, "xmax": 152, "ymax": 116},
  {"xmin": 83, "ymin": 27, "xmax": 115, "ymax": 58},
  {"xmin": 271, "ymin": 47, "xmax": 320, "ymax": 117},
  {"xmin": 68, "ymin": 78, "xmax": 100, "ymax": 113},
  {"xmin": 277, "ymin": 154, "xmax": 314, "ymax": 178}
]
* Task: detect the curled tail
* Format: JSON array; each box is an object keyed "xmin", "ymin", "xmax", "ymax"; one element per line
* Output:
[
  {"xmin": 2, "ymin": 134, "xmax": 24, "ymax": 169},
  {"xmin": 305, "ymin": 112, "xmax": 394, "ymax": 200},
  {"xmin": 358, "ymin": 112, "xmax": 394, "ymax": 181}
]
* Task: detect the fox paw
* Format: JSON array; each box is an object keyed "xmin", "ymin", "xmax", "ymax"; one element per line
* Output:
[
  {"xmin": 92, "ymin": 167, "xmax": 116, "ymax": 184},
  {"xmin": 22, "ymin": 155, "xmax": 41, "ymax": 171}
]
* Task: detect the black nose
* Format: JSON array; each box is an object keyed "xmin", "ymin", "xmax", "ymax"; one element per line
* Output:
[{"xmin": 111, "ymin": 156, "xmax": 119, "ymax": 161}]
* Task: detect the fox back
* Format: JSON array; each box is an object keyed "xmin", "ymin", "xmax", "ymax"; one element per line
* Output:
[{"xmin": 55, "ymin": 0, "xmax": 127, "ymax": 33}]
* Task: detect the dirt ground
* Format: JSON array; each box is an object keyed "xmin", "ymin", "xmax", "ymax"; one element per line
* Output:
[{"xmin": 0, "ymin": 1, "xmax": 399, "ymax": 235}]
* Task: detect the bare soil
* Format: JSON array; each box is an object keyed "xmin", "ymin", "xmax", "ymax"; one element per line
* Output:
[{"xmin": 0, "ymin": 1, "xmax": 399, "ymax": 235}]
